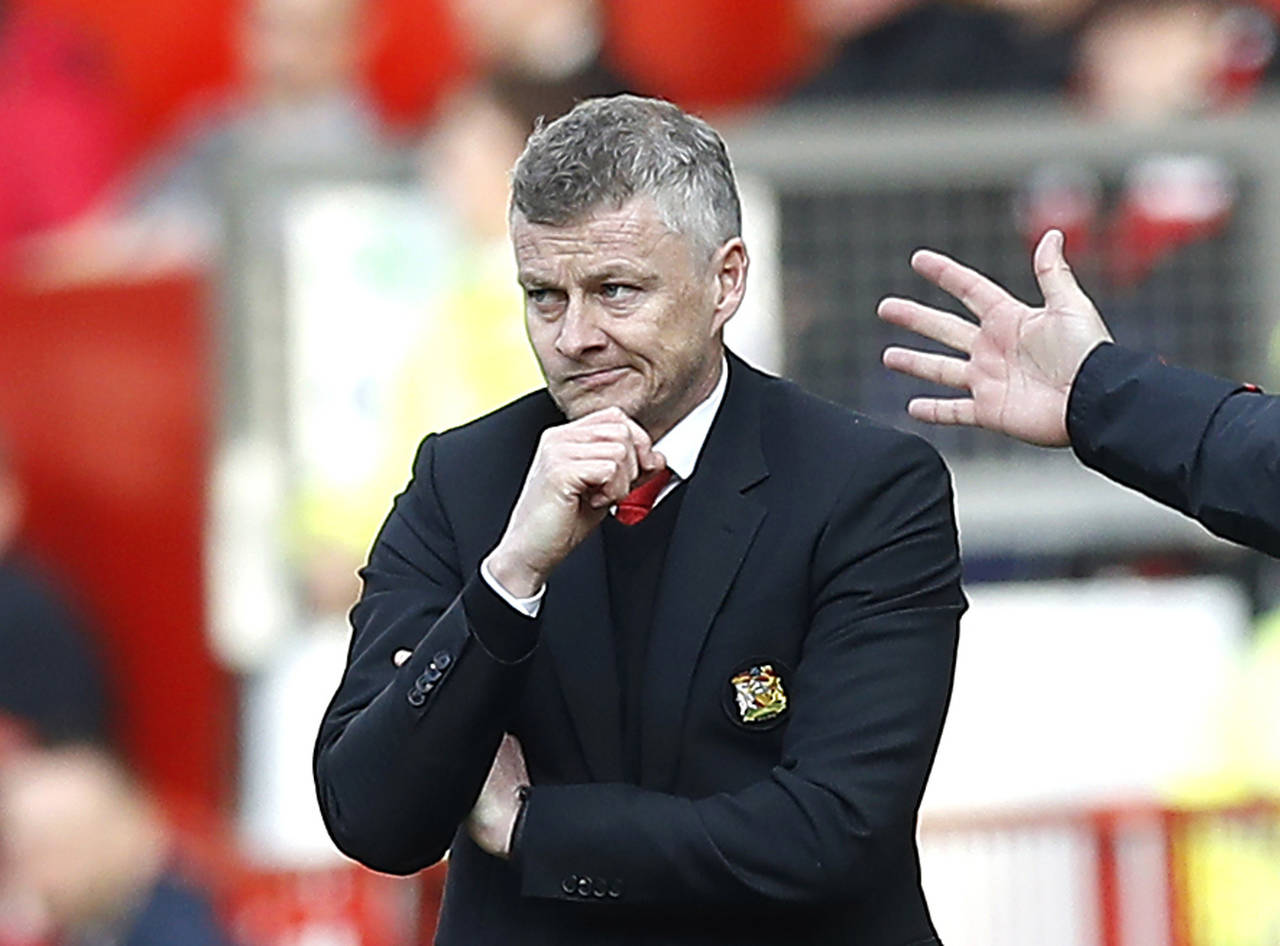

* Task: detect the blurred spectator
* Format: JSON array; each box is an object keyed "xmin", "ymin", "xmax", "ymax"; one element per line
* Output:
[
  {"xmin": 791, "ymin": 0, "xmax": 1080, "ymax": 102},
  {"xmin": 0, "ymin": 1, "xmax": 124, "ymax": 276},
  {"xmin": 0, "ymin": 745, "xmax": 236, "ymax": 946},
  {"xmin": 447, "ymin": 0, "xmax": 625, "ymax": 130},
  {"xmin": 1075, "ymin": 0, "xmax": 1234, "ymax": 120},
  {"xmin": 1070, "ymin": 0, "xmax": 1278, "ymax": 120},
  {"xmin": 409, "ymin": 82, "xmax": 549, "ymax": 414},
  {"xmin": 791, "ymin": 0, "xmax": 1278, "ymax": 114},
  {"xmin": 127, "ymin": 0, "xmax": 388, "ymax": 249},
  {"xmin": 238, "ymin": 541, "xmax": 357, "ymax": 867},
  {"xmin": 25, "ymin": 0, "xmax": 393, "ymax": 283},
  {"xmin": 0, "ymin": 436, "xmax": 109, "ymax": 750}
]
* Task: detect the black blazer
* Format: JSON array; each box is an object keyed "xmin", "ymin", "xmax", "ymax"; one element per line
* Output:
[
  {"xmin": 1068, "ymin": 342, "xmax": 1280, "ymax": 558},
  {"xmin": 315, "ymin": 354, "xmax": 966, "ymax": 946}
]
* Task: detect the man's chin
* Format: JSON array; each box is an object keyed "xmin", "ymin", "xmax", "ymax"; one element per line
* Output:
[{"xmin": 552, "ymin": 387, "xmax": 640, "ymax": 423}]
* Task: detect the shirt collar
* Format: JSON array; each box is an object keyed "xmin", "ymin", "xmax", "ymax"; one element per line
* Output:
[{"xmin": 652, "ymin": 355, "xmax": 728, "ymax": 483}]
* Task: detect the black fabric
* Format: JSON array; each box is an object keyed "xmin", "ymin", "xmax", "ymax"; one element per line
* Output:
[
  {"xmin": 1068, "ymin": 342, "xmax": 1280, "ymax": 557},
  {"xmin": 315, "ymin": 354, "xmax": 966, "ymax": 945},
  {"xmin": 790, "ymin": 4, "xmax": 1074, "ymax": 103},
  {"xmin": 0, "ymin": 554, "xmax": 109, "ymax": 745},
  {"xmin": 462, "ymin": 570, "xmax": 540, "ymax": 664},
  {"xmin": 602, "ymin": 484, "xmax": 686, "ymax": 781}
]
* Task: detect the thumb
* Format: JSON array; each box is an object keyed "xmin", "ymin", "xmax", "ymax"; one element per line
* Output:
[{"xmin": 1032, "ymin": 229, "xmax": 1085, "ymax": 309}]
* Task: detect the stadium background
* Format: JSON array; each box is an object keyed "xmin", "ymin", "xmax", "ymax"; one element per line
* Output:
[{"xmin": 1, "ymin": 0, "xmax": 1279, "ymax": 943}]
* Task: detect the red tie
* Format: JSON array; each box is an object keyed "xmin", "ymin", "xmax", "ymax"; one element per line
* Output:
[{"xmin": 615, "ymin": 469, "xmax": 673, "ymax": 526}]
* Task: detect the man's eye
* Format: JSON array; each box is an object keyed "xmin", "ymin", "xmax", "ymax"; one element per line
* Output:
[
  {"xmin": 601, "ymin": 283, "xmax": 638, "ymax": 301},
  {"xmin": 527, "ymin": 288, "xmax": 560, "ymax": 306}
]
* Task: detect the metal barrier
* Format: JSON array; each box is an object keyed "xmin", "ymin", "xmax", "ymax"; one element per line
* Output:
[{"xmin": 920, "ymin": 800, "xmax": 1280, "ymax": 946}]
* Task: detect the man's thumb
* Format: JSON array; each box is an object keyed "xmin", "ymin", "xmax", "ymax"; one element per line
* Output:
[{"xmin": 1032, "ymin": 229, "xmax": 1084, "ymax": 308}]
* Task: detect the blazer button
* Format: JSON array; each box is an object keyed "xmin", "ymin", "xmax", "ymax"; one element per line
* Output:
[
  {"xmin": 576, "ymin": 876, "xmax": 592, "ymax": 897},
  {"xmin": 560, "ymin": 874, "xmax": 577, "ymax": 895},
  {"xmin": 406, "ymin": 688, "xmax": 427, "ymax": 707},
  {"xmin": 591, "ymin": 877, "xmax": 608, "ymax": 898},
  {"xmin": 607, "ymin": 878, "xmax": 624, "ymax": 899},
  {"xmin": 433, "ymin": 651, "xmax": 452, "ymax": 669},
  {"xmin": 417, "ymin": 667, "xmax": 442, "ymax": 688}
]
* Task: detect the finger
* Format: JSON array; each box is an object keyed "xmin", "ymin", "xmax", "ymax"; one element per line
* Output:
[
  {"xmin": 630, "ymin": 458, "xmax": 669, "ymax": 491},
  {"xmin": 563, "ymin": 420, "xmax": 635, "ymax": 444},
  {"xmin": 877, "ymin": 297, "xmax": 979, "ymax": 354},
  {"xmin": 574, "ymin": 448, "xmax": 640, "ymax": 500},
  {"xmin": 568, "ymin": 440, "xmax": 638, "ymax": 483},
  {"xmin": 906, "ymin": 397, "xmax": 977, "ymax": 427},
  {"xmin": 581, "ymin": 456, "xmax": 634, "ymax": 506},
  {"xmin": 574, "ymin": 459, "xmax": 624, "ymax": 493},
  {"xmin": 882, "ymin": 346, "xmax": 971, "ymax": 391},
  {"xmin": 615, "ymin": 412, "xmax": 663, "ymax": 472},
  {"xmin": 911, "ymin": 248, "xmax": 1020, "ymax": 319},
  {"xmin": 1032, "ymin": 228, "xmax": 1086, "ymax": 308},
  {"xmin": 561, "ymin": 407, "xmax": 662, "ymax": 472},
  {"xmin": 568, "ymin": 411, "xmax": 660, "ymax": 472}
]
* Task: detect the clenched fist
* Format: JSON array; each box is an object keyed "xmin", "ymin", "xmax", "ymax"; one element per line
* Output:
[{"xmin": 486, "ymin": 407, "xmax": 666, "ymax": 597}]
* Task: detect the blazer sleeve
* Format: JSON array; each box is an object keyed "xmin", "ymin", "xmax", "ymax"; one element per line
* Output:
[
  {"xmin": 1068, "ymin": 342, "xmax": 1280, "ymax": 558},
  {"xmin": 514, "ymin": 436, "xmax": 966, "ymax": 904},
  {"xmin": 313, "ymin": 434, "xmax": 540, "ymax": 875}
]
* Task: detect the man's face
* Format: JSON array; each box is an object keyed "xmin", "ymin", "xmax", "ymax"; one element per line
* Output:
[{"xmin": 513, "ymin": 196, "xmax": 742, "ymax": 440}]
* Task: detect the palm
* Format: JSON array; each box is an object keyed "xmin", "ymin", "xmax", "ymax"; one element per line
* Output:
[
  {"xmin": 968, "ymin": 300, "xmax": 1074, "ymax": 446},
  {"xmin": 879, "ymin": 230, "xmax": 1111, "ymax": 448}
]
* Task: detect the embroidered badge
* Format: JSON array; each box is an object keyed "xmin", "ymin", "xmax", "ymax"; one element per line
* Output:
[{"xmin": 730, "ymin": 663, "xmax": 788, "ymax": 724}]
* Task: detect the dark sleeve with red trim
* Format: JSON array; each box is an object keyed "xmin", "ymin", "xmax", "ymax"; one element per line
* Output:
[{"xmin": 1067, "ymin": 342, "xmax": 1280, "ymax": 557}]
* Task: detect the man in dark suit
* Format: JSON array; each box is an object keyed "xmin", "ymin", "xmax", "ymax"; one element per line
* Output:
[
  {"xmin": 879, "ymin": 228, "xmax": 1280, "ymax": 558},
  {"xmin": 315, "ymin": 94, "xmax": 966, "ymax": 945}
]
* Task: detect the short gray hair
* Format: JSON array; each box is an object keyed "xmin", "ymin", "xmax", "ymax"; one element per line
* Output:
[{"xmin": 510, "ymin": 94, "xmax": 741, "ymax": 259}]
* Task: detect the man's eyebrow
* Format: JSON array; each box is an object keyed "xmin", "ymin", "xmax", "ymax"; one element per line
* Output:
[
  {"xmin": 587, "ymin": 263, "xmax": 654, "ymax": 282},
  {"xmin": 517, "ymin": 273, "xmax": 556, "ymax": 290}
]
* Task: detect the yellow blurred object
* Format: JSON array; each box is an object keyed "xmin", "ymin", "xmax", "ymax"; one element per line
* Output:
[
  {"xmin": 1164, "ymin": 610, "xmax": 1280, "ymax": 945},
  {"xmin": 294, "ymin": 238, "xmax": 542, "ymax": 559}
]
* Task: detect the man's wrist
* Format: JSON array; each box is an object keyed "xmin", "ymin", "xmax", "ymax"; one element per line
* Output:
[
  {"xmin": 486, "ymin": 547, "xmax": 547, "ymax": 599},
  {"xmin": 481, "ymin": 555, "xmax": 545, "ymax": 617}
]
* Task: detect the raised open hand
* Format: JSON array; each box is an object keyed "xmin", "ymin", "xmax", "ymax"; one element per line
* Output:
[{"xmin": 877, "ymin": 229, "xmax": 1112, "ymax": 447}]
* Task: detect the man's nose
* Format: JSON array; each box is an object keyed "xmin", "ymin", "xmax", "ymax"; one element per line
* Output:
[{"xmin": 555, "ymin": 299, "xmax": 608, "ymax": 358}]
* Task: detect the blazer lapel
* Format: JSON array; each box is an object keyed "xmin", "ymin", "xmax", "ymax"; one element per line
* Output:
[
  {"xmin": 639, "ymin": 356, "xmax": 769, "ymax": 790},
  {"xmin": 539, "ymin": 529, "xmax": 625, "ymax": 782}
]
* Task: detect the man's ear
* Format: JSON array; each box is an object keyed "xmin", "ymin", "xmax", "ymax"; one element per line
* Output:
[{"xmin": 710, "ymin": 237, "xmax": 749, "ymax": 334}]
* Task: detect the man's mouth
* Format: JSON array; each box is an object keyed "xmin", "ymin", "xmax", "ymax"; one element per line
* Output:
[{"xmin": 564, "ymin": 366, "xmax": 630, "ymax": 389}]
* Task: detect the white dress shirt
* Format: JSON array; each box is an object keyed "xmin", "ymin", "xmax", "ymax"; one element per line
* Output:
[{"xmin": 482, "ymin": 355, "xmax": 729, "ymax": 617}]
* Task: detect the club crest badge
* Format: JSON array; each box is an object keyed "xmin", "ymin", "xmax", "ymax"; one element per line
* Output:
[{"xmin": 729, "ymin": 663, "xmax": 788, "ymax": 725}]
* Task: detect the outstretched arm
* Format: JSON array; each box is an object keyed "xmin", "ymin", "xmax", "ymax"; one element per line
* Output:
[
  {"xmin": 877, "ymin": 229, "xmax": 1112, "ymax": 446},
  {"xmin": 879, "ymin": 229, "xmax": 1280, "ymax": 558}
]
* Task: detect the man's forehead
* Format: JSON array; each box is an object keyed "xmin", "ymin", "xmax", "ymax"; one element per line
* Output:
[{"xmin": 510, "ymin": 198, "xmax": 686, "ymax": 267}]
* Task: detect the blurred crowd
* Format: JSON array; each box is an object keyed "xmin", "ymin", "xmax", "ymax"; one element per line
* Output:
[
  {"xmin": 2, "ymin": 0, "xmax": 1280, "ymax": 282},
  {"xmin": 0, "ymin": 440, "xmax": 236, "ymax": 946}
]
